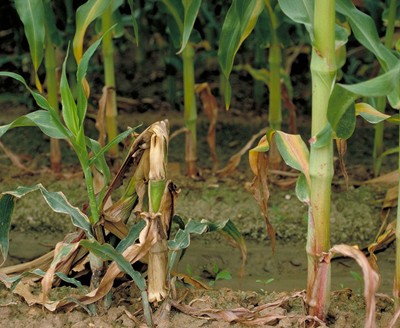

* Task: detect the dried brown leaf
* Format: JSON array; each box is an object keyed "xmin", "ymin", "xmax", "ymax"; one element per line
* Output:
[
  {"xmin": 336, "ymin": 138, "xmax": 349, "ymax": 189},
  {"xmin": 0, "ymin": 141, "xmax": 33, "ymax": 173},
  {"xmin": 319, "ymin": 244, "xmax": 379, "ymax": 328},
  {"xmin": 217, "ymin": 128, "xmax": 267, "ymax": 178},
  {"xmin": 96, "ymin": 86, "xmax": 110, "ymax": 147},
  {"xmin": 389, "ymin": 306, "xmax": 400, "ymax": 328},
  {"xmin": 171, "ymin": 291, "xmax": 325, "ymax": 326},
  {"xmin": 172, "ymin": 271, "xmax": 211, "ymax": 290},
  {"xmin": 383, "ymin": 186, "xmax": 398, "ymax": 209},
  {"xmin": 195, "ymin": 83, "xmax": 219, "ymax": 171},
  {"xmin": 247, "ymin": 136, "xmax": 275, "ymax": 252},
  {"xmin": 42, "ymin": 241, "xmax": 80, "ymax": 303},
  {"xmin": 365, "ymin": 170, "xmax": 398, "ymax": 185}
]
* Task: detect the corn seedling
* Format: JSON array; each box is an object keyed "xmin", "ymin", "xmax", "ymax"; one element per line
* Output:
[{"xmin": 247, "ymin": 0, "xmax": 400, "ymax": 322}]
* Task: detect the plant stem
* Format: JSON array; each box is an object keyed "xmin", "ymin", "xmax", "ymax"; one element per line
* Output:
[
  {"xmin": 265, "ymin": 0, "xmax": 282, "ymax": 169},
  {"xmin": 44, "ymin": 28, "xmax": 62, "ymax": 173},
  {"xmin": 307, "ymin": 0, "xmax": 336, "ymax": 319},
  {"xmin": 182, "ymin": 43, "xmax": 198, "ymax": 177},
  {"xmin": 102, "ymin": 4, "xmax": 119, "ymax": 158},
  {"xmin": 372, "ymin": 0, "xmax": 397, "ymax": 176},
  {"xmin": 395, "ymin": 122, "xmax": 400, "ymax": 307}
]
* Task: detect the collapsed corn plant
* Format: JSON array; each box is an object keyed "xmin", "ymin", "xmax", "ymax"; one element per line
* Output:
[{"xmin": 247, "ymin": 0, "xmax": 399, "ymax": 324}]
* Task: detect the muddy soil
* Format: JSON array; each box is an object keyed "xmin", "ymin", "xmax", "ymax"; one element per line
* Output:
[{"xmin": 0, "ymin": 102, "xmax": 399, "ymax": 327}]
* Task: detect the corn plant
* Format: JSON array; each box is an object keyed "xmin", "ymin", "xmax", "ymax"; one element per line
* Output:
[
  {"xmin": 0, "ymin": 35, "xmax": 163, "ymax": 323},
  {"xmin": 161, "ymin": 0, "xmax": 202, "ymax": 177},
  {"xmin": 219, "ymin": 0, "xmax": 287, "ymax": 169},
  {"xmin": 14, "ymin": 0, "xmax": 62, "ymax": 172},
  {"xmin": 247, "ymin": 0, "xmax": 400, "ymax": 322}
]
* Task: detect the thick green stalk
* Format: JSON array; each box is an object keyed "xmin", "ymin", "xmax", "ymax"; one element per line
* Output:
[
  {"xmin": 307, "ymin": 0, "xmax": 336, "ymax": 319},
  {"xmin": 265, "ymin": 0, "xmax": 282, "ymax": 169},
  {"xmin": 265, "ymin": 1, "xmax": 282, "ymax": 131},
  {"xmin": 102, "ymin": 5, "xmax": 119, "ymax": 158},
  {"xmin": 372, "ymin": 0, "xmax": 397, "ymax": 176},
  {"xmin": 182, "ymin": 43, "xmax": 198, "ymax": 176},
  {"xmin": 44, "ymin": 33, "xmax": 62, "ymax": 173},
  {"xmin": 395, "ymin": 122, "xmax": 400, "ymax": 307}
]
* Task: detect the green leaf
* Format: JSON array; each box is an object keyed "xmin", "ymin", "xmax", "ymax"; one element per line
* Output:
[
  {"xmin": 0, "ymin": 72, "xmax": 70, "ymax": 137},
  {"xmin": 295, "ymin": 173, "xmax": 310, "ymax": 204},
  {"xmin": 54, "ymin": 272, "xmax": 83, "ymax": 288},
  {"xmin": 336, "ymin": 0, "xmax": 398, "ymax": 71},
  {"xmin": 336, "ymin": 103, "xmax": 356, "ymax": 139},
  {"xmin": 274, "ymin": 131, "xmax": 310, "ymax": 186},
  {"xmin": 328, "ymin": 66, "xmax": 400, "ymax": 133},
  {"xmin": 116, "ymin": 220, "xmax": 146, "ymax": 253},
  {"xmin": 4, "ymin": 184, "xmax": 93, "ymax": 238},
  {"xmin": 161, "ymin": 0, "xmax": 184, "ymax": 34},
  {"xmin": 127, "ymin": 0, "xmax": 139, "ymax": 46},
  {"xmin": 388, "ymin": 113, "xmax": 400, "ymax": 125},
  {"xmin": 310, "ymin": 123, "xmax": 333, "ymax": 149},
  {"xmin": 43, "ymin": 0, "xmax": 61, "ymax": 46},
  {"xmin": 73, "ymin": 0, "xmax": 110, "ymax": 62},
  {"xmin": 76, "ymin": 36, "xmax": 106, "ymax": 124},
  {"xmin": 340, "ymin": 67, "xmax": 399, "ymax": 98},
  {"xmin": 0, "ymin": 110, "xmax": 68, "ymax": 139},
  {"xmin": 218, "ymin": 0, "xmax": 264, "ymax": 108},
  {"xmin": 355, "ymin": 102, "xmax": 390, "ymax": 124},
  {"xmin": 60, "ymin": 48, "xmax": 79, "ymax": 136},
  {"xmin": 378, "ymin": 146, "xmax": 399, "ymax": 160},
  {"xmin": 234, "ymin": 64, "xmax": 270, "ymax": 87},
  {"xmin": 278, "ymin": 0, "xmax": 313, "ymax": 40},
  {"xmin": 14, "ymin": 0, "xmax": 45, "ymax": 92},
  {"xmin": 88, "ymin": 127, "xmax": 139, "ymax": 166},
  {"xmin": 216, "ymin": 270, "xmax": 232, "ymax": 281},
  {"xmin": 178, "ymin": 0, "xmax": 201, "ymax": 53},
  {"xmin": 86, "ymin": 138, "xmax": 111, "ymax": 185},
  {"xmin": 0, "ymin": 195, "xmax": 15, "ymax": 265},
  {"xmin": 80, "ymin": 240, "xmax": 146, "ymax": 290},
  {"xmin": 0, "ymin": 72, "xmax": 58, "ymax": 119}
]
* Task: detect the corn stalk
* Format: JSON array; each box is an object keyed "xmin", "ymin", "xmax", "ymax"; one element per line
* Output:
[
  {"xmin": 182, "ymin": 43, "xmax": 198, "ymax": 177},
  {"xmin": 44, "ymin": 23, "xmax": 61, "ymax": 173},
  {"xmin": 306, "ymin": 1, "xmax": 336, "ymax": 318},
  {"xmin": 265, "ymin": 0, "xmax": 282, "ymax": 169},
  {"xmin": 102, "ymin": 3, "xmax": 119, "ymax": 158}
]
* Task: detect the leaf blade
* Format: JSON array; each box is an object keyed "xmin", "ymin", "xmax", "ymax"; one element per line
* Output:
[{"xmin": 14, "ymin": 0, "xmax": 45, "ymax": 92}]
